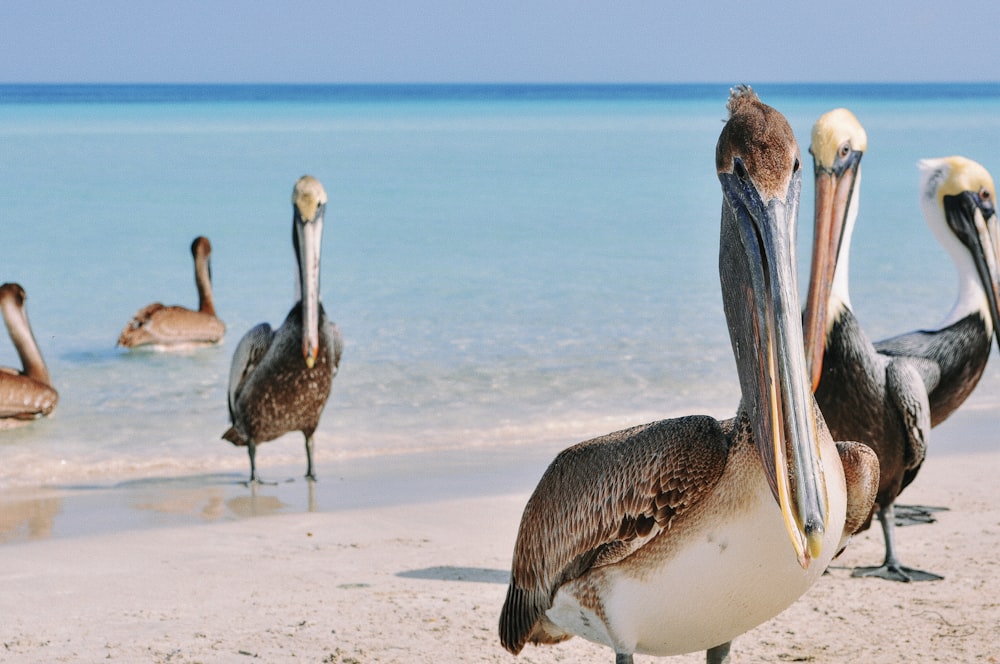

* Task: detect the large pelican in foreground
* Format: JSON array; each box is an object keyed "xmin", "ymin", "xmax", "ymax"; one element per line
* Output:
[
  {"xmin": 804, "ymin": 109, "xmax": 1000, "ymax": 582},
  {"xmin": 499, "ymin": 87, "xmax": 879, "ymax": 664},
  {"xmin": 117, "ymin": 236, "xmax": 225, "ymax": 349},
  {"xmin": 0, "ymin": 283, "xmax": 58, "ymax": 427},
  {"xmin": 223, "ymin": 176, "xmax": 342, "ymax": 483}
]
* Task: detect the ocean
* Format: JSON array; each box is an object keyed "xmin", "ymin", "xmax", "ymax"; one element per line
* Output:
[{"xmin": 2, "ymin": 83, "xmax": 999, "ymax": 499}]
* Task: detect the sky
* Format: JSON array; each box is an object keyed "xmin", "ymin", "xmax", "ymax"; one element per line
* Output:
[{"xmin": 2, "ymin": 1, "xmax": 999, "ymax": 84}]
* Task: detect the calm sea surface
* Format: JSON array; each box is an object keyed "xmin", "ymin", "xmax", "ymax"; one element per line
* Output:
[{"xmin": 1, "ymin": 83, "xmax": 999, "ymax": 491}]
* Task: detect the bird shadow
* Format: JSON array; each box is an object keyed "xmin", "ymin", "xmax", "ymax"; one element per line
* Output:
[
  {"xmin": 895, "ymin": 504, "xmax": 949, "ymax": 527},
  {"xmin": 397, "ymin": 566, "xmax": 509, "ymax": 584}
]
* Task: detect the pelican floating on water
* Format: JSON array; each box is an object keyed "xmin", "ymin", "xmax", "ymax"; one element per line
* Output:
[
  {"xmin": 223, "ymin": 176, "xmax": 342, "ymax": 483},
  {"xmin": 804, "ymin": 110, "xmax": 1000, "ymax": 582},
  {"xmin": 0, "ymin": 283, "xmax": 58, "ymax": 427},
  {"xmin": 117, "ymin": 236, "xmax": 225, "ymax": 349},
  {"xmin": 499, "ymin": 87, "xmax": 879, "ymax": 664}
]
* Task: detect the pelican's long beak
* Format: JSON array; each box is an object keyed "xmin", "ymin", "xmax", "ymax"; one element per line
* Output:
[
  {"xmin": 944, "ymin": 191, "xmax": 1000, "ymax": 351},
  {"xmin": 292, "ymin": 176, "xmax": 327, "ymax": 369},
  {"xmin": 720, "ymin": 161, "xmax": 829, "ymax": 569},
  {"xmin": 802, "ymin": 151, "xmax": 862, "ymax": 391}
]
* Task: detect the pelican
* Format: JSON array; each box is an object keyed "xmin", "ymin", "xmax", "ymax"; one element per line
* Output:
[
  {"xmin": 0, "ymin": 283, "xmax": 58, "ymax": 427},
  {"xmin": 878, "ymin": 157, "xmax": 1000, "ymax": 422},
  {"xmin": 499, "ymin": 87, "xmax": 879, "ymax": 664},
  {"xmin": 117, "ymin": 236, "xmax": 226, "ymax": 349},
  {"xmin": 223, "ymin": 175, "xmax": 342, "ymax": 483},
  {"xmin": 804, "ymin": 111, "xmax": 1000, "ymax": 582}
]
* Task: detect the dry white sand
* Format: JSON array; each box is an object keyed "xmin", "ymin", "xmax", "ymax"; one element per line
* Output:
[{"xmin": 1, "ymin": 420, "xmax": 999, "ymax": 663}]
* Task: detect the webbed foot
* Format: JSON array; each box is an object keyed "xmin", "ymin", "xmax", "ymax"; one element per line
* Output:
[
  {"xmin": 851, "ymin": 562, "xmax": 943, "ymax": 582},
  {"xmin": 243, "ymin": 477, "xmax": 279, "ymax": 487}
]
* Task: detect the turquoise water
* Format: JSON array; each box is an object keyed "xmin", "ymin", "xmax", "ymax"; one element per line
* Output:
[{"xmin": 1, "ymin": 84, "xmax": 999, "ymax": 490}]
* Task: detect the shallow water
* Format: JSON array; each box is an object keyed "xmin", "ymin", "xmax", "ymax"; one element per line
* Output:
[{"xmin": 1, "ymin": 84, "xmax": 998, "ymax": 495}]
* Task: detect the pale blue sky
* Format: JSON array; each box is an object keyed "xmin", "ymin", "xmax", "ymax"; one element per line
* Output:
[{"xmin": 2, "ymin": 1, "xmax": 998, "ymax": 83}]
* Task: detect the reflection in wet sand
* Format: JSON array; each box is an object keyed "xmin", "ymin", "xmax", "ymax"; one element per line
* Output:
[
  {"xmin": 0, "ymin": 495, "xmax": 61, "ymax": 543},
  {"xmin": 0, "ymin": 471, "xmax": 332, "ymax": 544},
  {"xmin": 133, "ymin": 488, "xmax": 227, "ymax": 521},
  {"xmin": 131, "ymin": 482, "xmax": 293, "ymax": 520},
  {"xmin": 226, "ymin": 484, "xmax": 288, "ymax": 518}
]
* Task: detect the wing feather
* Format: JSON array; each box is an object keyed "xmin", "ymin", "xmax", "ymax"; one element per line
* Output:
[
  {"xmin": 875, "ymin": 331, "xmax": 942, "ymax": 394},
  {"xmin": 885, "ymin": 358, "xmax": 931, "ymax": 471},
  {"xmin": 226, "ymin": 323, "xmax": 274, "ymax": 423},
  {"xmin": 327, "ymin": 321, "xmax": 344, "ymax": 376},
  {"xmin": 499, "ymin": 415, "xmax": 730, "ymax": 654}
]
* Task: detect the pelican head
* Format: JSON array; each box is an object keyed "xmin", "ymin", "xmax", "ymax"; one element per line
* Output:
[
  {"xmin": 919, "ymin": 156, "xmax": 1000, "ymax": 349},
  {"xmin": 716, "ymin": 86, "xmax": 829, "ymax": 568},
  {"xmin": 292, "ymin": 175, "xmax": 328, "ymax": 368},
  {"xmin": 191, "ymin": 235, "xmax": 212, "ymax": 260},
  {"xmin": 803, "ymin": 108, "xmax": 868, "ymax": 391}
]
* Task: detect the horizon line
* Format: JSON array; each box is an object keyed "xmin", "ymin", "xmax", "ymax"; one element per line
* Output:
[{"xmin": 3, "ymin": 80, "xmax": 1000, "ymax": 86}]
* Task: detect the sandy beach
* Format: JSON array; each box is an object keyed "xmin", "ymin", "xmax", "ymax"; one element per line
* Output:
[{"xmin": 1, "ymin": 410, "xmax": 999, "ymax": 664}]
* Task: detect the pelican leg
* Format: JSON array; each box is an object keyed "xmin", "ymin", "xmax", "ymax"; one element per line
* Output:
[
  {"xmin": 851, "ymin": 503, "xmax": 943, "ymax": 582},
  {"xmin": 615, "ymin": 654, "xmax": 633, "ymax": 664},
  {"xmin": 707, "ymin": 641, "xmax": 732, "ymax": 664},
  {"xmin": 244, "ymin": 439, "xmax": 277, "ymax": 486},
  {"xmin": 246, "ymin": 439, "xmax": 259, "ymax": 485},
  {"xmin": 305, "ymin": 434, "xmax": 316, "ymax": 481}
]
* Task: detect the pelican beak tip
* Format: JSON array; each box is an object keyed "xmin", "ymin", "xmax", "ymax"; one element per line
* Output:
[{"xmin": 804, "ymin": 525, "xmax": 826, "ymax": 568}]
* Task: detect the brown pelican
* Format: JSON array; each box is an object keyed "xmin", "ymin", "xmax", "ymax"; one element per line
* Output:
[
  {"xmin": 804, "ymin": 110, "xmax": 1000, "ymax": 582},
  {"xmin": 0, "ymin": 283, "xmax": 58, "ymax": 427},
  {"xmin": 223, "ymin": 175, "xmax": 342, "ymax": 484},
  {"xmin": 118, "ymin": 236, "xmax": 225, "ymax": 349},
  {"xmin": 499, "ymin": 87, "xmax": 879, "ymax": 664},
  {"xmin": 879, "ymin": 157, "xmax": 1000, "ymax": 422}
]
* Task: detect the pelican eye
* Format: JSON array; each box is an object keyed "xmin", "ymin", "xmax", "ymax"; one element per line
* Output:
[
  {"xmin": 978, "ymin": 187, "xmax": 996, "ymax": 216},
  {"xmin": 838, "ymin": 142, "xmax": 851, "ymax": 159},
  {"xmin": 734, "ymin": 158, "xmax": 750, "ymax": 181},
  {"xmin": 793, "ymin": 157, "xmax": 800, "ymax": 173}
]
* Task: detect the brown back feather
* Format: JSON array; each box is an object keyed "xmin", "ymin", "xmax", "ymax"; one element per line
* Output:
[{"xmin": 498, "ymin": 415, "xmax": 730, "ymax": 654}]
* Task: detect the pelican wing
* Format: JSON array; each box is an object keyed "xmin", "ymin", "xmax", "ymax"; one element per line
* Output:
[
  {"xmin": 119, "ymin": 304, "xmax": 224, "ymax": 346},
  {"xmin": 874, "ymin": 331, "xmax": 943, "ymax": 394},
  {"xmin": 0, "ymin": 373, "xmax": 58, "ymax": 420},
  {"xmin": 117, "ymin": 303, "xmax": 165, "ymax": 346},
  {"xmin": 884, "ymin": 358, "xmax": 931, "ymax": 472},
  {"xmin": 499, "ymin": 415, "xmax": 729, "ymax": 654},
  {"xmin": 327, "ymin": 320, "xmax": 344, "ymax": 376},
  {"xmin": 226, "ymin": 323, "xmax": 274, "ymax": 420},
  {"xmin": 835, "ymin": 440, "xmax": 880, "ymax": 551},
  {"xmin": 154, "ymin": 307, "xmax": 221, "ymax": 342}
]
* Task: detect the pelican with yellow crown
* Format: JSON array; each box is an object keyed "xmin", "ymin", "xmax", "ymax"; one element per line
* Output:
[
  {"xmin": 804, "ymin": 108, "xmax": 1000, "ymax": 582},
  {"xmin": 499, "ymin": 87, "xmax": 879, "ymax": 664},
  {"xmin": 223, "ymin": 175, "xmax": 343, "ymax": 484}
]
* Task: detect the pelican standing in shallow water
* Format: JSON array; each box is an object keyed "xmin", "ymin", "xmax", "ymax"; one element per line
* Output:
[
  {"xmin": 0, "ymin": 283, "xmax": 58, "ymax": 427},
  {"xmin": 499, "ymin": 87, "xmax": 879, "ymax": 664},
  {"xmin": 804, "ymin": 109, "xmax": 1000, "ymax": 582},
  {"xmin": 117, "ymin": 236, "xmax": 226, "ymax": 349},
  {"xmin": 223, "ymin": 176, "xmax": 342, "ymax": 483}
]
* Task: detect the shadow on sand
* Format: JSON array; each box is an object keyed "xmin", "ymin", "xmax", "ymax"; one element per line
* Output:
[{"xmin": 397, "ymin": 565, "xmax": 509, "ymax": 584}]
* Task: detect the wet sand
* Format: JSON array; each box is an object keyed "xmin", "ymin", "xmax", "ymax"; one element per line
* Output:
[{"xmin": 1, "ymin": 411, "xmax": 999, "ymax": 663}]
